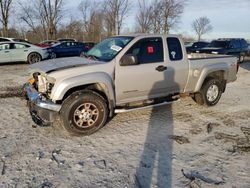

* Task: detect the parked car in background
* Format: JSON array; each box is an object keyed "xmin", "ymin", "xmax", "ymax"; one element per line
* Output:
[
  {"xmin": 82, "ymin": 42, "xmax": 96, "ymax": 50},
  {"xmin": 184, "ymin": 41, "xmax": 194, "ymax": 47},
  {"xmin": 0, "ymin": 42, "xmax": 49, "ymax": 64},
  {"xmin": 35, "ymin": 40, "xmax": 58, "ymax": 48},
  {"xmin": 57, "ymin": 38, "xmax": 76, "ymax": 42},
  {"xmin": 0, "ymin": 37, "xmax": 32, "ymax": 44},
  {"xmin": 247, "ymin": 43, "xmax": 250, "ymax": 56},
  {"xmin": 186, "ymin": 41, "xmax": 209, "ymax": 53},
  {"xmin": 197, "ymin": 38, "xmax": 249, "ymax": 63},
  {"xmin": 47, "ymin": 41, "xmax": 89, "ymax": 58}
]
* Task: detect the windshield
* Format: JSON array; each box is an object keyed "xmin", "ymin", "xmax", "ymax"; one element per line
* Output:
[
  {"xmin": 208, "ymin": 40, "xmax": 230, "ymax": 48},
  {"xmin": 51, "ymin": 43, "xmax": 61, "ymax": 47},
  {"xmin": 84, "ymin": 36, "xmax": 134, "ymax": 62}
]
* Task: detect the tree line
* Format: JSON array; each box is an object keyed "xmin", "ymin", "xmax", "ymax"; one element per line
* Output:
[{"xmin": 0, "ymin": 0, "xmax": 212, "ymax": 43}]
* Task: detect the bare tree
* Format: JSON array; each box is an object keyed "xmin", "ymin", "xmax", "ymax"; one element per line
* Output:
[
  {"xmin": 136, "ymin": 0, "xmax": 152, "ymax": 33},
  {"xmin": 103, "ymin": 0, "xmax": 130, "ymax": 36},
  {"xmin": 57, "ymin": 19, "xmax": 83, "ymax": 41},
  {"xmin": 136, "ymin": 0, "xmax": 186, "ymax": 34},
  {"xmin": 160, "ymin": 0, "xmax": 186, "ymax": 34},
  {"xmin": 79, "ymin": 0, "xmax": 104, "ymax": 41},
  {"xmin": 40, "ymin": 0, "xmax": 64, "ymax": 39},
  {"xmin": 20, "ymin": 0, "xmax": 64, "ymax": 40},
  {"xmin": 0, "ymin": 0, "xmax": 13, "ymax": 36},
  {"xmin": 192, "ymin": 16, "xmax": 213, "ymax": 41},
  {"xmin": 151, "ymin": 0, "xmax": 162, "ymax": 33}
]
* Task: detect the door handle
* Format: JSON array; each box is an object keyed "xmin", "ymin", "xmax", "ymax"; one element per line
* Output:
[
  {"xmin": 4, "ymin": 51, "xmax": 9, "ymax": 53},
  {"xmin": 24, "ymin": 50, "xmax": 28, "ymax": 52},
  {"xmin": 156, "ymin": 65, "xmax": 167, "ymax": 72}
]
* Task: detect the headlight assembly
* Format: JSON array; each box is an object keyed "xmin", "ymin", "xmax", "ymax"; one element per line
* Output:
[{"xmin": 38, "ymin": 75, "xmax": 47, "ymax": 93}]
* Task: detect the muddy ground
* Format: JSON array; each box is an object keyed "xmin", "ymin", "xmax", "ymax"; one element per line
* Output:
[{"xmin": 0, "ymin": 60, "xmax": 250, "ymax": 188}]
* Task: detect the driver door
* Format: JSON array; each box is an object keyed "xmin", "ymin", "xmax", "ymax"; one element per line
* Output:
[{"xmin": 115, "ymin": 37, "xmax": 168, "ymax": 105}]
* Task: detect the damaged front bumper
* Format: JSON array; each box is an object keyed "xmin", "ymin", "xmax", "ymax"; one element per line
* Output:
[{"xmin": 24, "ymin": 83, "xmax": 61, "ymax": 125}]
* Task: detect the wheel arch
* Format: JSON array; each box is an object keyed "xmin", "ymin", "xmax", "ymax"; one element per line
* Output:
[
  {"xmin": 27, "ymin": 51, "xmax": 42, "ymax": 62},
  {"xmin": 51, "ymin": 73, "xmax": 115, "ymax": 117},
  {"xmin": 194, "ymin": 64, "xmax": 229, "ymax": 92}
]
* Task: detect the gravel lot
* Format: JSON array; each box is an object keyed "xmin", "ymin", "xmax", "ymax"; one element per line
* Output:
[{"xmin": 0, "ymin": 59, "xmax": 250, "ymax": 188}]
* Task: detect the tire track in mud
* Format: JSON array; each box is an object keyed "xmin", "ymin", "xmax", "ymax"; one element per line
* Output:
[
  {"xmin": 200, "ymin": 109, "xmax": 250, "ymax": 126},
  {"xmin": 199, "ymin": 109, "xmax": 250, "ymax": 153},
  {"xmin": 0, "ymin": 86, "xmax": 25, "ymax": 98}
]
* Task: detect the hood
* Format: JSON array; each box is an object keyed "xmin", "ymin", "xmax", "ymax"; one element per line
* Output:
[{"xmin": 30, "ymin": 57, "xmax": 102, "ymax": 73}]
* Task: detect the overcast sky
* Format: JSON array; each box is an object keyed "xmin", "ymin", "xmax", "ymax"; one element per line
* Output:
[
  {"xmin": 179, "ymin": 0, "xmax": 250, "ymax": 40},
  {"xmin": 67, "ymin": 0, "xmax": 250, "ymax": 40}
]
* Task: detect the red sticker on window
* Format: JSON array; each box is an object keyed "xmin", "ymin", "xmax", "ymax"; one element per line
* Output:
[{"xmin": 147, "ymin": 46, "xmax": 154, "ymax": 53}]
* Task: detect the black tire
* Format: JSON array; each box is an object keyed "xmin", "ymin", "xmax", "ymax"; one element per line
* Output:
[
  {"xmin": 28, "ymin": 52, "xmax": 42, "ymax": 64},
  {"xmin": 60, "ymin": 90, "xmax": 108, "ymax": 136},
  {"xmin": 192, "ymin": 92, "xmax": 204, "ymax": 105},
  {"xmin": 193, "ymin": 78, "xmax": 223, "ymax": 106}
]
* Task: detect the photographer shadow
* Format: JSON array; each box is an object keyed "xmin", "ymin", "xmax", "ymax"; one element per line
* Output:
[{"xmin": 135, "ymin": 68, "xmax": 178, "ymax": 188}]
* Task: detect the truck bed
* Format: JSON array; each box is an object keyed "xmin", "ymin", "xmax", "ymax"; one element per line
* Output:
[
  {"xmin": 184, "ymin": 53, "xmax": 238, "ymax": 93},
  {"xmin": 187, "ymin": 53, "xmax": 235, "ymax": 60}
]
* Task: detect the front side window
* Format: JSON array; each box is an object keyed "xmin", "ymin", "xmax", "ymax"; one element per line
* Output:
[
  {"xmin": 60, "ymin": 42, "xmax": 71, "ymax": 48},
  {"xmin": 125, "ymin": 37, "xmax": 164, "ymax": 64},
  {"xmin": 71, "ymin": 42, "xmax": 77, "ymax": 46},
  {"xmin": 167, "ymin": 37, "xmax": 183, "ymax": 61},
  {"xmin": 84, "ymin": 36, "xmax": 134, "ymax": 62}
]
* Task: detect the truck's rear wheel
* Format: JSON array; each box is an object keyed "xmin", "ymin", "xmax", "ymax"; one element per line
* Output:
[
  {"xmin": 60, "ymin": 90, "xmax": 108, "ymax": 135},
  {"xmin": 193, "ymin": 78, "xmax": 223, "ymax": 106}
]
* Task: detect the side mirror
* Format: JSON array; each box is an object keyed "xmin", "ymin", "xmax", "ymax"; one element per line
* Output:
[{"xmin": 120, "ymin": 54, "xmax": 138, "ymax": 66}]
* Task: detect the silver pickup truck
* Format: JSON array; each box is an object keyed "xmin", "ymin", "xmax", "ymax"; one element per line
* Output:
[{"xmin": 25, "ymin": 34, "xmax": 237, "ymax": 135}]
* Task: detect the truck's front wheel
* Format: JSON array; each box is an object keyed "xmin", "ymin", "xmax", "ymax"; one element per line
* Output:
[
  {"xmin": 60, "ymin": 91, "xmax": 108, "ymax": 135},
  {"xmin": 193, "ymin": 78, "xmax": 223, "ymax": 106}
]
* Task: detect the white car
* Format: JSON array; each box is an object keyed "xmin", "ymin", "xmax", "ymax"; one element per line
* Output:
[
  {"xmin": 0, "ymin": 42, "xmax": 49, "ymax": 64},
  {"xmin": 0, "ymin": 37, "xmax": 31, "ymax": 43}
]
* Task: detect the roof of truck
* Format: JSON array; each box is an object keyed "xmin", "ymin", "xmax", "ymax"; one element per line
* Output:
[{"xmin": 115, "ymin": 33, "xmax": 180, "ymax": 38}]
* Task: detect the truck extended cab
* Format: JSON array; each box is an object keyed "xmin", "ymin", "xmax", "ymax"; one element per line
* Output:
[{"xmin": 25, "ymin": 34, "xmax": 237, "ymax": 135}]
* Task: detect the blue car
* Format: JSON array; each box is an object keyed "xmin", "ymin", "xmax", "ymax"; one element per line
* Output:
[
  {"xmin": 186, "ymin": 41, "xmax": 209, "ymax": 53},
  {"xmin": 47, "ymin": 41, "xmax": 89, "ymax": 59},
  {"xmin": 198, "ymin": 38, "xmax": 249, "ymax": 63}
]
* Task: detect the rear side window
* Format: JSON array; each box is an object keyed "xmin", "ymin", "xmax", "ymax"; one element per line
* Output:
[
  {"xmin": 126, "ymin": 37, "xmax": 163, "ymax": 64},
  {"xmin": 167, "ymin": 37, "xmax": 183, "ymax": 61},
  {"xmin": 13, "ymin": 43, "xmax": 29, "ymax": 49}
]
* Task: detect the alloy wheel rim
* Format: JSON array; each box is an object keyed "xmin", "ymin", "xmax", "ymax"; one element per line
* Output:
[
  {"xmin": 73, "ymin": 103, "xmax": 99, "ymax": 128},
  {"xmin": 206, "ymin": 84, "xmax": 219, "ymax": 102},
  {"xmin": 30, "ymin": 54, "xmax": 40, "ymax": 63}
]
